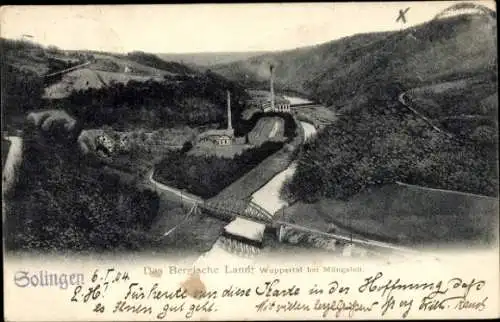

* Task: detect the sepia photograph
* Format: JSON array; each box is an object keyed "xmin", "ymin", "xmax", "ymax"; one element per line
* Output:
[{"xmin": 2, "ymin": 2, "xmax": 499, "ymax": 320}]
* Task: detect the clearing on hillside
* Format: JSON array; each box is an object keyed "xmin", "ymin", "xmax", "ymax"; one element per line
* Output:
[
  {"xmin": 43, "ymin": 68, "xmax": 165, "ymax": 98},
  {"xmin": 280, "ymin": 183, "xmax": 499, "ymax": 248}
]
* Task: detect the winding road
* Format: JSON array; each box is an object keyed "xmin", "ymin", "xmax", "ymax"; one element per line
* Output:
[
  {"xmin": 148, "ymin": 114, "xmax": 428, "ymax": 259},
  {"xmin": 398, "ymin": 92, "xmax": 453, "ymax": 138},
  {"xmin": 162, "ymin": 204, "xmax": 197, "ymax": 237},
  {"xmin": 148, "ymin": 170, "xmax": 202, "ymax": 205}
]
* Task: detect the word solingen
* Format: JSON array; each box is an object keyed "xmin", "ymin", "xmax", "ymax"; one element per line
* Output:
[{"xmin": 14, "ymin": 270, "xmax": 85, "ymax": 289}]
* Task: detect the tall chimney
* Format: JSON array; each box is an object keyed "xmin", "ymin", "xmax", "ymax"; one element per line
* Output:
[
  {"xmin": 270, "ymin": 64, "xmax": 275, "ymax": 111},
  {"xmin": 227, "ymin": 90, "xmax": 232, "ymax": 130}
]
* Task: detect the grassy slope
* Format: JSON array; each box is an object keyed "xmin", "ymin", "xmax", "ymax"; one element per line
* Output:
[
  {"xmin": 43, "ymin": 52, "xmax": 195, "ymax": 98},
  {"xmin": 1, "ymin": 38, "xmax": 204, "ymax": 99},
  {"xmin": 43, "ymin": 68, "xmax": 165, "ymax": 98},
  {"xmin": 211, "ymin": 32, "xmax": 392, "ymax": 94},
  {"xmin": 281, "ymin": 183, "xmax": 499, "ymax": 248}
]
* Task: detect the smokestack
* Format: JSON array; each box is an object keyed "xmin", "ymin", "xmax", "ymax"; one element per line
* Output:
[
  {"xmin": 227, "ymin": 90, "xmax": 232, "ymax": 131},
  {"xmin": 270, "ymin": 64, "xmax": 275, "ymax": 111}
]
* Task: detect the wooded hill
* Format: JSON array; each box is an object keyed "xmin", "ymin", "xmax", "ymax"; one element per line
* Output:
[
  {"xmin": 1, "ymin": 37, "xmax": 250, "ymax": 131},
  {"xmin": 277, "ymin": 11, "xmax": 498, "ymax": 201},
  {"xmin": 212, "ymin": 9, "xmax": 498, "ymax": 201},
  {"xmin": 213, "ymin": 11, "xmax": 497, "ymax": 107}
]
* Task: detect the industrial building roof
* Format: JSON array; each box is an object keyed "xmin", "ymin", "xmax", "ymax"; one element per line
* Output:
[
  {"xmin": 198, "ymin": 129, "xmax": 235, "ymax": 138},
  {"xmin": 224, "ymin": 217, "xmax": 266, "ymax": 243}
]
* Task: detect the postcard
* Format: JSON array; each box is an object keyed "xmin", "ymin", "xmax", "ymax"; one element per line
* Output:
[{"xmin": 2, "ymin": 2, "xmax": 499, "ymax": 320}]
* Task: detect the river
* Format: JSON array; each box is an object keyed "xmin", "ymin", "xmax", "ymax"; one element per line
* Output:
[
  {"xmin": 250, "ymin": 121, "xmax": 317, "ymax": 217},
  {"xmin": 191, "ymin": 121, "xmax": 318, "ymax": 267},
  {"xmin": 283, "ymin": 95, "xmax": 313, "ymax": 105}
]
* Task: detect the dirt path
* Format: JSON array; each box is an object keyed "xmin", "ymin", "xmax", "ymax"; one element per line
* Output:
[
  {"xmin": 268, "ymin": 121, "xmax": 280, "ymax": 138},
  {"xmin": 148, "ymin": 170, "xmax": 203, "ymax": 205},
  {"xmin": 398, "ymin": 92, "xmax": 453, "ymax": 138},
  {"xmin": 2, "ymin": 136, "xmax": 23, "ymax": 194},
  {"xmin": 162, "ymin": 204, "xmax": 197, "ymax": 237},
  {"xmin": 2, "ymin": 136, "xmax": 23, "ymax": 223}
]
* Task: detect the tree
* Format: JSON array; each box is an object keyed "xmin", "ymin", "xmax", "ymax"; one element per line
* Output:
[{"xmin": 181, "ymin": 141, "xmax": 193, "ymax": 153}]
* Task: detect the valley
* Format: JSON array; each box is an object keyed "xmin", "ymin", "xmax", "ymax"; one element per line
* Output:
[{"xmin": 1, "ymin": 3, "xmax": 498, "ymax": 259}]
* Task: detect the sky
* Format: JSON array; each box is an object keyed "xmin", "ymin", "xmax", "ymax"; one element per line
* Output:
[{"xmin": 0, "ymin": 1, "xmax": 496, "ymax": 54}]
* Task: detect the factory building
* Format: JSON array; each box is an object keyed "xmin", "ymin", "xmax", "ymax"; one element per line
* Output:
[
  {"xmin": 257, "ymin": 65, "xmax": 291, "ymax": 113},
  {"xmin": 197, "ymin": 90, "xmax": 235, "ymax": 146}
]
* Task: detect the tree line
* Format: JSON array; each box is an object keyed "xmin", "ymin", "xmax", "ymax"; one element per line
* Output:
[{"xmin": 53, "ymin": 70, "xmax": 249, "ymax": 130}]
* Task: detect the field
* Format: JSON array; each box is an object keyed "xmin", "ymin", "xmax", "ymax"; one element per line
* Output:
[
  {"xmin": 247, "ymin": 116, "xmax": 285, "ymax": 145},
  {"xmin": 281, "ymin": 183, "xmax": 499, "ymax": 248},
  {"xmin": 44, "ymin": 68, "xmax": 165, "ymax": 98},
  {"xmin": 149, "ymin": 201, "xmax": 227, "ymax": 256},
  {"xmin": 91, "ymin": 53, "xmax": 168, "ymax": 76}
]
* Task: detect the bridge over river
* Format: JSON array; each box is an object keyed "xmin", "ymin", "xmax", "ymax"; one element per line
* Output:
[
  {"xmin": 191, "ymin": 119, "xmax": 421, "ymax": 267},
  {"xmin": 151, "ymin": 117, "xmax": 423, "ymax": 266}
]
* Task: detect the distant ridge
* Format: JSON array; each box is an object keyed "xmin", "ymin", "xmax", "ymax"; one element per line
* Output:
[
  {"xmin": 156, "ymin": 51, "xmax": 270, "ymax": 67},
  {"xmin": 434, "ymin": 2, "xmax": 496, "ymax": 20},
  {"xmin": 212, "ymin": 10, "xmax": 497, "ymax": 105}
]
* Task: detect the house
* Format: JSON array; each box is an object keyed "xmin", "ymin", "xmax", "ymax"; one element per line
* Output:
[{"xmin": 96, "ymin": 134, "xmax": 115, "ymax": 154}]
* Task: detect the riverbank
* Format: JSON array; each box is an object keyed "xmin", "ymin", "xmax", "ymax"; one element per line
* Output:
[
  {"xmin": 211, "ymin": 116, "xmax": 306, "ymax": 202},
  {"xmin": 250, "ymin": 121, "xmax": 317, "ymax": 216}
]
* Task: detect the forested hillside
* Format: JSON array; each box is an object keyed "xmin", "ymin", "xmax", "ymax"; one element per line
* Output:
[
  {"xmin": 1, "ymin": 37, "xmax": 250, "ymax": 253},
  {"xmin": 4, "ymin": 129, "xmax": 160, "ymax": 253},
  {"xmin": 212, "ymin": 9, "xmax": 498, "ymax": 201},
  {"xmin": 49, "ymin": 70, "xmax": 249, "ymax": 130},
  {"xmin": 1, "ymin": 37, "xmax": 250, "ymax": 131},
  {"xmin": 282, "ymin": 85, "xmax": 498, "ymax": 202},
  {"xmin": 127, "ymin": 51, "xmax": 195, "ymax": 75}
]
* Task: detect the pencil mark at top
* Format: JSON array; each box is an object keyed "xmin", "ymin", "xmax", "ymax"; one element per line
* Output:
[{"xmin": 396, "ymin": 7, "xmax": 410, "ymax": 24}]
